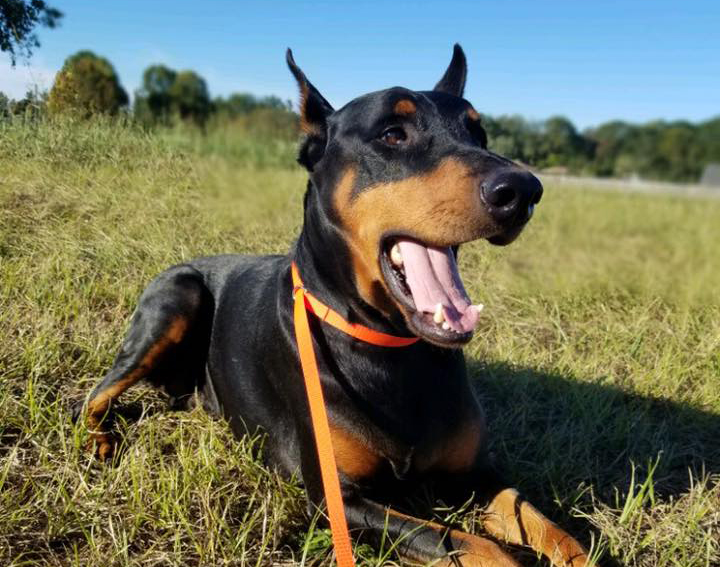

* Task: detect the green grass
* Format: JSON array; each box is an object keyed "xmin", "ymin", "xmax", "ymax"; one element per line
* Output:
[{"xmin": 1, "ymin": 117, "xmax": 718, "ymax": 566}]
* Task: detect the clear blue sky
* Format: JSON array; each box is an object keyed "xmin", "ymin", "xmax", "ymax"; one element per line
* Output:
[{"xmin": 1, "ymin": 0, "xmax": 718, "ymax": 129}]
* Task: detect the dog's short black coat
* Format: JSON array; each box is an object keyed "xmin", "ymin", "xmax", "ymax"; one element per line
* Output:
[{"xmin": 80, "ymin": 45, "xmax": 594, "ymax": 567}]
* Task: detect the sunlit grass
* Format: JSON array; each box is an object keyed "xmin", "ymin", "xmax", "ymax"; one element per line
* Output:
[{"xmin": 1, "ymin": 117, "xmax": 718, "ymax": 566}]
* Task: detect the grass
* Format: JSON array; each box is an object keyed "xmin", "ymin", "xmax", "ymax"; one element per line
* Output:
[{"xmin": 1, "ymin": 116, "xmax": 718, "ymax": 566}]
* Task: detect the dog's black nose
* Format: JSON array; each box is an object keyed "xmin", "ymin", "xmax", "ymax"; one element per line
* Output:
[{"xmin": 481, "ymin": 170, "xmax": 543, "ymax": 223}]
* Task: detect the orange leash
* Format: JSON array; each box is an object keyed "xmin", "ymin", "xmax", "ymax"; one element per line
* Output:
[{"xmin": 291, "ymin": 262, "xmax": 418, "ymax": 567}]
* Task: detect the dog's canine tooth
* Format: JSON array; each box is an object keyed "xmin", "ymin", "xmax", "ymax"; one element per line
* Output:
[
  {"xmin": 474, "ymin": 304, "xmax": 484, "ymax": 312},
  {"xmin": 442, "ymin": 321, "xmax": 450, "ymax": 330},
  {"xmin": 390, "ymin": 243, "xmax": 403, "ymax": 267},
  {"xmin": 433, "ymin": 303, "xmax": 444, "ymax": 324}
]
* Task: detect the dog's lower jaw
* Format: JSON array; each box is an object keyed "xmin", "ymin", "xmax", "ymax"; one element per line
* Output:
[
  {"xmin": 404, "ymin": 311, "xmax": 474, "ymax": 348},
  {"xmin": 378, "ymin": 242, "xmax": 477, "ymax": 347},
  {"xmin": 486, "ymin": 223, "xmax": 527, "ymax": 246}
]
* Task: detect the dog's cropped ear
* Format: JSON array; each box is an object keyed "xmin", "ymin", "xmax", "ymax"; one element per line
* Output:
[
  {"xmin": 433, "ymin": 44, "xmax": 467, "ymax": 98},
  {"xmin": 287, "ymin": 49, "xmax": 334, "ymax": 170}
]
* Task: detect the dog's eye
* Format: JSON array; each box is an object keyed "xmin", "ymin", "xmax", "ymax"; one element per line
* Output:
[{"xmin": 381, "ymin": 126, "xmax": 407, "ymax": 146}]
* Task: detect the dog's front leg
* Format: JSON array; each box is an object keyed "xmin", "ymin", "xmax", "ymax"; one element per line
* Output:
[
  {"xmin": 480, "ymin": 487, "xmax": 594, "ymax": 567},
  {"xmin": 343, "ymin": 496, "xmax": 521, "ymax": 567}
]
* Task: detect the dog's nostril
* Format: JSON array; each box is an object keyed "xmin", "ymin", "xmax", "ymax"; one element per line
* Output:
[{"xmin": 484, "ymin": 184, "xmax": 517, "ymax": 208}]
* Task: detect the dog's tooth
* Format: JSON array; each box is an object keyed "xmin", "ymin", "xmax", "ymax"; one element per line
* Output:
[
  {"xmin": 442, "ymin": 321, "xmax": 450, "ymax": 330},
  {"xmin": 390, "ymin": 244, "xmax": 403, "ymax": 267},
  {"xmin": 474, "ymin": 304, "xmax": 484, "ymax": 312},
  {"xmin": 433, "ymin": 303, "xmax": 444, "ymax": 324}
]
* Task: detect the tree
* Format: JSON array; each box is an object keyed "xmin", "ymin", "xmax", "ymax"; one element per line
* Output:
[
  {"xmin": 542, "ymin": 116, "xmax": 583, "ymax": 165},
  {"xmin": 216, "ymin": 93, "xmax": 259, "ymax": 117},
  {"xmin": 47, "ymin": 50, "xmax": 128, "ymax": 117},
  {"xmin": 483, "ymin": 115, "xmax": 545, "ymax": 166},
  {"xmin": 0, "ymin": 0, "xmax": 62, "ymax": 64},
  {"xmin": 213, "ymin": 93, "xmax": 293, "ymax": 120},
  {"xmin": 0, "ymin": 91, "xmax": 9, "ymax": 116},
  {"xmin": 9, "ymin": 88, "xmax": 46, "ymax": 118},
  {"xmin": 585, "ymin": 120, "xmax": 634, "ymax": 176},
  {"xmin": 134, "ymin": 65, "xmax": 211, "ymax": 126},
  {"xmin": 656, "ymin": 123, "xmax": 700, "ymax": 181},
  {"xmin": 697, "ymin": 117, "xmax": 720, "ymax": 166},
  {"xmin": 134, "ymin": 64, "xmax": 177, "ymax": 124},
  {"xmin": 168, "ymin": 70, "xmax": 210, "ymax": 126}
]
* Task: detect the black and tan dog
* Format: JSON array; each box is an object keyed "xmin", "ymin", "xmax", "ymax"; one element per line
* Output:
[{"xmin": 80, "ymin": 45, "xmax": 593, "ymax": 566}]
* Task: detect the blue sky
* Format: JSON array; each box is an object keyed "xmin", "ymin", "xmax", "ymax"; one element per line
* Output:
[{"xmin": 1, "ymin": 0, "xmax": 718, "ymax": 129}]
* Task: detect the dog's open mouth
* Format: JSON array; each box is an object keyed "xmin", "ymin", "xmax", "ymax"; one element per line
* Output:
[{"xmin": 380, "ymin": 237, "xmax": 482, "ymax": 346}]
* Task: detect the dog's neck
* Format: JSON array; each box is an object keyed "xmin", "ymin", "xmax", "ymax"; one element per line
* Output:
[{"xmin": 292, "ymin": 183, "xmax": 411, "ymax": 337}]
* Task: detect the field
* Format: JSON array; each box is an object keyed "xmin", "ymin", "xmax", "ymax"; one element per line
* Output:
[{"xmin": 1, "ymin": 117, "xmax": 718, "ymax": 567}]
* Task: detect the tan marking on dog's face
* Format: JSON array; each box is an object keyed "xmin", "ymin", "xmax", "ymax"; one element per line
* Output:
[
  {"xmin": 393, "ymin": 98, "xmax": 417, "ymax": 115},
  {"xmin": 467, "ymin": 107, "xmax": 481, "ymax": 122},
  {"xmin": 333, "ymin": 158, "xmax": 493, "ymax": 312},
  {"xmin": 330, "ymin": 423, "xmax": 382, "ymax": 480}
]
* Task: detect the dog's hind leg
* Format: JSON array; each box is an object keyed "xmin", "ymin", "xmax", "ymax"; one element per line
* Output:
[{"xmin": 82, "ymin": 265, "xmax": 213, "ymax": 460}]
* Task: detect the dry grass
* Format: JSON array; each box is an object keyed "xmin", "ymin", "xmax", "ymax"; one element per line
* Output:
[{"xmin": 1, "ymin": 117, "xmax": 718, "ymax": 566}]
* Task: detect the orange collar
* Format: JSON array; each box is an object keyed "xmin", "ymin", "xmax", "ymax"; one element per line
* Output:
[{"xmin": 290, "ymin": 262, "xmax": 419, "ymax": 347}]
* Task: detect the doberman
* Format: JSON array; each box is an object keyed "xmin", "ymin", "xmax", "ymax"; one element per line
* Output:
[{"xmin": 79, "ymin": 45, "xmax": 595, "ymax": 567}]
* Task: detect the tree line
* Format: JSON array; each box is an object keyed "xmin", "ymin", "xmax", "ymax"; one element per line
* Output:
[
  {"xmin": 2, "ymin": 49, "xmax": 718, "ymax": 183},
  {"xmin": 484, "ymin": 114, "xmax": 720, "ymax": 183}
]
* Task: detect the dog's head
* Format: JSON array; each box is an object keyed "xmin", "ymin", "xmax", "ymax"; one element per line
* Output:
[{"xmin": 288, "ymin": 45, "xmax": 542, "ymax": 347}]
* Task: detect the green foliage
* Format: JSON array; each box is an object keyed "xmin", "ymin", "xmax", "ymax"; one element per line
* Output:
[
  {"xmin": 160, "ymin": 111, "xmax": 298, "ymax": 169},
  {"xmin": 542, "ymin": 115, "xmax": 594, "ymax": 168},
  {"xmin": 0, "ymin": 0, "xmax": 62, "ymax": 64},
  {"xmin": 134, "ymin": 64, "xmax": 177, "ymax": 125},
  {"xmin": 484, "ymin": 113, "xmax": 720, "ymax": 182},
  {"xmin": 0, "ymin": 91, "xmax": 9, "ymax": 117},
  {"xmin": 168, "ymin": 70, "xmax": 211, "ymax": 126},
  {"xmin": 125, "ymin": 59, "xmax": 713, "ymax": 183},
  {"xmin": 47, "ymin": 50, "xmax": 128, "ymax": 118},
  {"xmin": 134, "ymin": 65, "xmax": 210, "ymax": 127},
  {"xmin": 133, "ymin": 63, "xmax": 295, "ymax": 133},
  {"xmin": 213, "ymin": 92, "xmax": 292, "ymax": 120},
  {"xmin": 582, "ymin": 117, "xmax": 720, "ymax": 182},
  {"xmin": 207, "ymin": 105, "xmax": 299, "ymax": 142},
  {"xmin": 132, "ymin": 63, "xmax": 298, "ymax": 161},
  {"xmin": 0, "ymin": 88, "xmax": 47, "ymax": 120}
]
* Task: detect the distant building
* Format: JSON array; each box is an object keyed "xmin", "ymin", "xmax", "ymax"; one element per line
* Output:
[{"xmin": 700, "ymin": 164, "xmax": 720, "ymax": 187}]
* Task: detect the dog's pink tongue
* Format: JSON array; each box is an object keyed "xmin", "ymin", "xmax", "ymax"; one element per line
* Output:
[{"xmin": 397, "ymin": 240, "xmax": 480, "ymax": 333}]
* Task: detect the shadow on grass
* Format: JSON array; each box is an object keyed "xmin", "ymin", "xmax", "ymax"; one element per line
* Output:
[
  {"xmin": 85, "ymin": 361, "xmax": 720, "ymax": 505},
  {"xmin": 72, "ymin": 361, "xmax": 718, "ymax": 565},
  {"xmin": 469, "ymin": 360, "xmax": 720, "ymax": 507}
]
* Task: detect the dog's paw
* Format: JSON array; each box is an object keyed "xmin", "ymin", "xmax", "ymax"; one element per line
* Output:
[{"xmin": 86, "ymin": 432, "xmax": 118, "ymax": 461}]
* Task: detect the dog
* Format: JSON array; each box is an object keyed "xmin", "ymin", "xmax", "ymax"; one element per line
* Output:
[{"xmin": 79, "ymin": 45, "xmax": 594, "ymax": 567}]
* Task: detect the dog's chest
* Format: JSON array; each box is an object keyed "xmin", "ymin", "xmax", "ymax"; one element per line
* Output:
[
  {"xmin": 410, "ymin": 413, "xmax": 486, "ymax": 474},
  {"xmin": 328, "ymin": 348, "xmax": 487, "ymax": 480},
  {"xmin": 397, "ymin": 370, "xmax": 487, "ymax": 475},
  {"xmin": 331, "ymin": 403, "xmax": 486, "ymax": 483}
]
